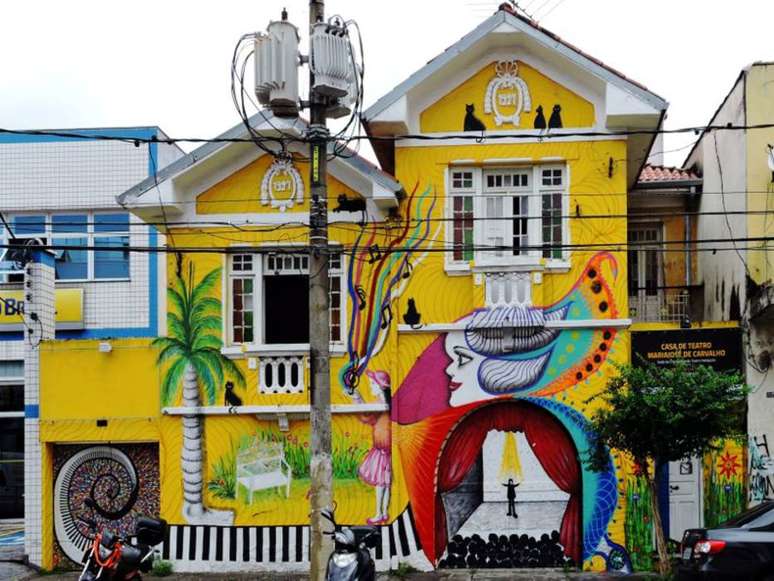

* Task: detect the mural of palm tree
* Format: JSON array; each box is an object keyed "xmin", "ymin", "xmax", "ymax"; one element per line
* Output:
[{"xmin": 153, "ymin": 262, "xmax": 245, "ymax": 525}]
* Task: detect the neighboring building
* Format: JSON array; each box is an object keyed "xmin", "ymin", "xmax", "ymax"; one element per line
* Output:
[
  {"xmin": 0, "ymin": 128, "xmax": 182, "ymax": 542},
  {"xmin": 685, "ymin": 62, "xmax": 774, "ymax": 507},
  {"xmin": 31, "ymin": 5, "xmax": 684, "ymax": 574},
  {"xmin": 627, "ymin": 164, "xmax": 745, "ymax": 565}
]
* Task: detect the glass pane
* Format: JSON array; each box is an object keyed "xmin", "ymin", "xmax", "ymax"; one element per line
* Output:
[
  {"xmin": 0, "ymin": 417, "xmax": 23, "ymax": 518},
  {"xmin": 94, "ymin": 236, "xmax": 130, "ymax": 279},
  {"xmin": 0, "ymin": 361, "xmax": 23, "ymax": 380},
  {"xmin": 0, "ymin": 385, "xmax": 22, "ymax": 412},
  {"xmin": 628, "ymin": 250, "xmax": 639, "ymax": 296},
  {"xmin": 52, "ymin": 214, "xmax": 87, "ymax": 234},
  {"xmin": 12, "ymin": 216, "xmax": 45, "ymax": 236},
  {"xmin": 94, "ymin": 213, "xmax": 130, "ymax": 233},
  {"xmin": 54, "ymin": 237, "xmax": 88, "ymax": 280}
]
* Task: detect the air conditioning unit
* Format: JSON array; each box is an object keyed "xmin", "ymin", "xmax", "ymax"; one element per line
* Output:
[
  {"xmin": 310, "ymin": 22, "xmax": 354, "ymax": 98},
  {"xmin": 254, "ymin": 19, "xmax": 300, "ymax": 116}
]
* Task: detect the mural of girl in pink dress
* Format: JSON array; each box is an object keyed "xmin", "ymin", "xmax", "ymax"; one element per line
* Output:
[{"xmin": 351, "ymin": 369, "xmax": 392, "ymax": 525}]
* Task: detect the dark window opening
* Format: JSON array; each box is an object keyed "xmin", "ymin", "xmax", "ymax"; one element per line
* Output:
[{"xmin": 264, "ymin": 275, "xmax": 309, "ymax": 344}]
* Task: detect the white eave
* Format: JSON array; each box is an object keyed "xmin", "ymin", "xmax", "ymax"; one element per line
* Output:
[
  {"xmin": 362, "ymin": 9, "xmax": 667, "ymax": 190},
  {"xmin": 117, "ymin": 113, "xmax": 401, "ymax": 223},
  {"xmin": 363, "ymin": 9, "xmax": 666, "ymax": 131}
]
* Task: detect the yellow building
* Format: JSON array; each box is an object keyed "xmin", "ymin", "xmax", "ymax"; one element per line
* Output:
[{"xmin": 34, "ymin": 5, "xmax": 719, "ymax": 574}]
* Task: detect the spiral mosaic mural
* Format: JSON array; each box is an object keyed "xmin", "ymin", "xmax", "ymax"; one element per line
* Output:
[{"xmin": 52, "ymin": 444, "xmax": 160, "ymax": 566}]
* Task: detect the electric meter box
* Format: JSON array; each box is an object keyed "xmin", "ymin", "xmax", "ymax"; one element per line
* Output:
[
  {"xmin": 310, "ymin": 22, "xmax": 354, "ymax": 98},
  {"xmin": 254, "ymin": 19, "xmax": 300, "ymax": 116}
]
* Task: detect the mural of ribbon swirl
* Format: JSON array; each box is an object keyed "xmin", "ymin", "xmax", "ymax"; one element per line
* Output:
[
  {"xmin": 53, "ymin": 446, "xmax": 139, "ymax": 563},
  {"xmin": 340, "ymin": 184, "xmax": 437, "ymax": 391}
]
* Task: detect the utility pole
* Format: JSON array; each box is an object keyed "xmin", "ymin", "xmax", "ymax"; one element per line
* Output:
[{"xmin": 307, "ymin": 0, "xmax": 333, "ymax": 579}]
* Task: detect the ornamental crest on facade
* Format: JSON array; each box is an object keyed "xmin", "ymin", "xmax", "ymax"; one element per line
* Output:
[
  {"xmin": 260, "ymin": 157, "xmax": 304, "ymax": 212},
  {"xmin": 484, "ymin": 60, "xmax": 532, "ymax": 127}
]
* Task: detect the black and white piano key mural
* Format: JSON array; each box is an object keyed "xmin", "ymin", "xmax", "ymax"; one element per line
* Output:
[{"xmin": 157, "ymin": 508, "xmax": 424, "ymax": 572}]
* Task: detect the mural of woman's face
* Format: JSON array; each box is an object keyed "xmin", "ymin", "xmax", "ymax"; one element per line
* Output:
[{"xmin": 444, "ymin": 331, "xmax": 486, "ymax": 407}]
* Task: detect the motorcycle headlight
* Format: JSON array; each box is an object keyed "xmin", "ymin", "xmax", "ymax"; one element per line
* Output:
[{"xmin": 332, "ymin": 552, "xmax": 357, "ymax": 568}]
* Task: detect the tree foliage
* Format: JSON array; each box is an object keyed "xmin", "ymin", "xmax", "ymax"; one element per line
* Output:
[
  {"xmin": 587, "ymin": 360, "xmax": 747, "ymax": 472},
  {"xmin": 153, "ymin": 263, "xmax": 245, "ymax": 407},
  {"xmin": 586, "ymin": 359, "xmax": 748, "ymax": 575}
]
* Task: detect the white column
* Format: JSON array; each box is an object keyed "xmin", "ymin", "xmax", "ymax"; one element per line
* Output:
[{"xmin": 23, "ymin": 249, "xmax": 55, "ymax": 567}]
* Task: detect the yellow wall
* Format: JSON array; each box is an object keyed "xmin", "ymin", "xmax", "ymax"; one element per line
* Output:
[
  {"xmin": 40, "ymin": 338, "xmax": 161, "ymax": 422},
  {"xmin": 420, "ymin": 60, "xmax": 595, "ymax": 133},
  {"xmin": 745, "ymin": 64, "xmax": 774, "ymax": 284}
]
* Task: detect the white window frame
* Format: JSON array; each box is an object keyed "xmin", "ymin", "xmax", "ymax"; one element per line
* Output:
[
  {"xmin": 225, "ymin": 249, "xmax": 347, "ymax": 352},
  {"xmin": 0, "ymin": 211, "xmax": 132, "ymax": 283},
  {"xmin": 445, "ymin": 164, "xmax": 570, "ymax": 272}
]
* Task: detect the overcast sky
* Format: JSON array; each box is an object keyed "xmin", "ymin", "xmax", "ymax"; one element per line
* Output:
[{"xmin": 1, "ymin": 0, "xmax": 772, "ymax": 167}]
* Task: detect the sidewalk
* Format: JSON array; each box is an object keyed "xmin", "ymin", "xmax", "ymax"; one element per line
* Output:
[{"xmin": 0, "ymin": 562, "xmax": 664, "ymax": 581}]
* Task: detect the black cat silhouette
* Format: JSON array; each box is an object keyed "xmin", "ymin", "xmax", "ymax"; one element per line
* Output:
[
  {"xmin": 534, "ymin": 105, "xmax": 546, "ymax": 129},
  {"xmin": 403, "ymin": 298, "xmax": 422, "ymax": 327},
  {"xmin": 548, "ymin": 104, "xmax": 563, "ymax": 129},
  {"xmin": 333, "ymin": 194, "xmax": 366, "ymax": 213},
  {"xmin": 463, "ymin": 104, "xmax": 486, "ymax": 132},
  {"xmin": 224, "ymin": 381, "xmax": 242, "ymax": 407}
]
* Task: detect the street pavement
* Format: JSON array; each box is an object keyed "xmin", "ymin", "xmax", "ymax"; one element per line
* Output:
[{"xmin": 0, "ymin": 562, "xmax": 664, "ymax": 581}]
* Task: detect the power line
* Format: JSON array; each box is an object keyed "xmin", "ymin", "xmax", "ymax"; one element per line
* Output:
[
  {"xmin": 4, "ymin": 236, "xmax": 773, "ymax": 256},
  {"xmin": 5, "ymin": 121, "xmax": 774, "ymax": 146}
]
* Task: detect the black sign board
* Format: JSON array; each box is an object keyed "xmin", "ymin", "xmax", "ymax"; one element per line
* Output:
[{"xmin": 631, "ymin": 327, "xmax": 743, "ymax": 373}]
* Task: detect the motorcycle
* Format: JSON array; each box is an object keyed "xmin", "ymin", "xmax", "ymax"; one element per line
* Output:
[
  {"xmin": 77, "ymin": 499, "xmax": 167, "ymax": 581},
  {"xmin": 323, "ymin": 507, "xmax": 380, "ymax": 581}
]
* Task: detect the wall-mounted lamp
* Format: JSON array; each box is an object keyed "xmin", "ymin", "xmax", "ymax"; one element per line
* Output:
[
  {"xmin": 277, "ymin": 413, "xmax": 289, "ymax": 432},
  {"xmin": 98, "ymin": 341, "xmax": 112, "ymax": 353}
]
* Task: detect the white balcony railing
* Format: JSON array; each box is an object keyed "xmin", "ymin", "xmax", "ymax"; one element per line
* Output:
[
  {"xmin": 259, "ymin": 354, "xmax": 308, "ymax": 394},
  {"xmin": 484, "ymin": 271, "xmax": 532, "ymax": 307},
  {"xmin": 629, "ymin": 290, "xmax": 690, "ymax": 323}
]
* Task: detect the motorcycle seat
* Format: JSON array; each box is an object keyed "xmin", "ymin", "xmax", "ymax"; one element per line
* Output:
[{"xmin": 120, "ymin": 543, "xmax": 145, "ymax": 567}]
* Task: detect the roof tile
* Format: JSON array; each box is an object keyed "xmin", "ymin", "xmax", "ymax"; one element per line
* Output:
[{"xmin": 638, "ymin": 164, "xmax": 700, "ymax": 184}]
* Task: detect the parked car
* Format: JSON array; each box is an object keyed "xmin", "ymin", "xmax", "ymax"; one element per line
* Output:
[{"xmin": 677, "ymin": 501, "xmax": 774, "ymax": 580}]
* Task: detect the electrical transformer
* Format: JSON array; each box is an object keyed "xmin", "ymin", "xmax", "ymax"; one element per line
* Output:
[
  {"xmin": 310, "ymin": 22, "xmax": 354, "ymax": 98},
  {"xmin": 254, "ymin": 18, "xmax": 300, "ymax": 117}
]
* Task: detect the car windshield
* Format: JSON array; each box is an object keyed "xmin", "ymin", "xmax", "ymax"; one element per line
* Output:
[{"xmin": 716, "ymin": 502, "xmax": 774, "ymax": 528}]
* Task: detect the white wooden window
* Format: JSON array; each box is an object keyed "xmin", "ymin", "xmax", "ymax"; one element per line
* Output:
[
  {"xmin": 227, "ymin": 251, "xmax": 344, "ymax": 347},
  {"xmin": 447, "ymin": 165, "xmax": 568, "ymax": 268}
]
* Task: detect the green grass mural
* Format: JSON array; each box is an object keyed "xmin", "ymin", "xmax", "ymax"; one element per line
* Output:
[
  {"xmin": 624, "ymin": 475, "xmax": 654, "ymax": 572},
  {"xmin": 207, "ymin": 427, "xmax": 369, "ymax": 502}
]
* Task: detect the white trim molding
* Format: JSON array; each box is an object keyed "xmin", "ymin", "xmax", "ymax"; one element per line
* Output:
[{"xmin": 397, "ymin": 318, "xmax": 632, "ymax": 334}]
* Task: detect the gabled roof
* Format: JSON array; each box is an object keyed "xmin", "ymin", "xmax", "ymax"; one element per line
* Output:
[
  {"xmin": 363, "ymin": 4, "xmax": 666, "ymax": 124},
  {"xmin": 118, "ymin": 113, "xmax": 401, "ymax": 218}
]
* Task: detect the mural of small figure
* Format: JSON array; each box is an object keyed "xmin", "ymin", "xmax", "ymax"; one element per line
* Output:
[
  {"xmin": 463, "ymin": 104, "xmax": 487, "ymax": 132},
  {"xmin": 548, "ymin": 104, "xmax": 563, "ymax": 129},
  {"xmin": 351, "ymin": 370, "xmax": 392, "ymax": 525},
  {"xmin": 503, "ymin": 478, "xmax": 520, "ymax": 519},
  {"xmin": 534, "ymin": 105, "xmax": 547, "ymax": 129}
]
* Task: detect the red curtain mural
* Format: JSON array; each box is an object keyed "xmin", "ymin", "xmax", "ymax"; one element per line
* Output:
[{"xmin": 435, "ymin": 401, "xmax": 581, "ymax": 563}]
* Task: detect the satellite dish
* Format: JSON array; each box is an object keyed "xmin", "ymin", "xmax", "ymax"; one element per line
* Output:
[{"xmin": 768, "ymin": 144, "xmax": 774, "ymax": 182}]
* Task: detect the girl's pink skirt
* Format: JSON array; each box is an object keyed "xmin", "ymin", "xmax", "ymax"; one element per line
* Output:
[{"xmin": 358, "ymin": 448, "xmax": 392, "ymax": 487}]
